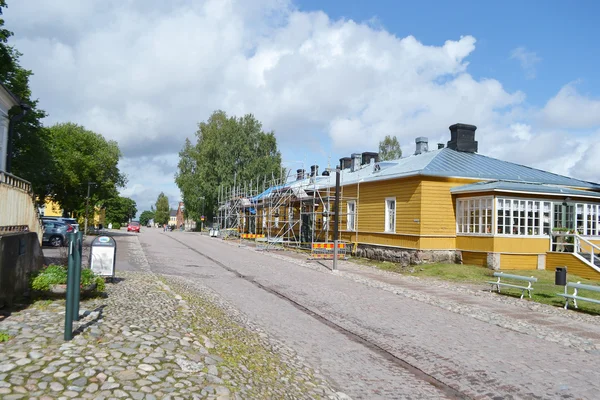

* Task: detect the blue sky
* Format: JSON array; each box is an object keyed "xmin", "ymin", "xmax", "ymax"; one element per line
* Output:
[
  {"xmin": 297, "ymin": 0, "xmax": 600, "ymax": 102},
  {"xmin": 6, "ymin": 0, "xmax": 600, "ymax": 213}
]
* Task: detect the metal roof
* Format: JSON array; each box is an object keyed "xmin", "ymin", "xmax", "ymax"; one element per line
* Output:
[
  {"xmin": 424, "ymin": 149, "xmax": 600, "ymax": 188},
  {"xmin": 259, "ymin": 147, "xmax": 600, "ymax": 197},
  {"xmin": 450, "ymin": 180, "xmax": 600, "ymax": 200}
]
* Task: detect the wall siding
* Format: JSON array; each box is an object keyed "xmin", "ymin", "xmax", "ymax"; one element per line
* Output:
[
  {"xmin": 493, "ymin": 237, "xmax": 549, "ymax": 253},
  {"xmin": 420, "ymin": 178, "xmax": 470, "ymax": 235},
  {"xmin": 456, "ymin": 236, "xmax": 495, "ymax": 252},
  {"xmin": 357, "ymin": 178, "xmax": 421, "ymax": 235},
  {"xmin": 500, "ymin": 254, "xmax": 538, "ymax": 270},
  {"xmin": 462, "ymin": 251, "xmax": 487, "ymax": 267},
  {"xmin": 546, "ymin": 252, "xmax": 600, "ymax": 280}
]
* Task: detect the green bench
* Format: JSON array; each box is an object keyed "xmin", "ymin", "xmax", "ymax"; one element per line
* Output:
[
  {"xmin": 486, "ymin": 272, "xmax": 538, "ymax": 299},
  {"xmin": 557, "ymin": 282, "xmax": 600, "ymax": 310}
]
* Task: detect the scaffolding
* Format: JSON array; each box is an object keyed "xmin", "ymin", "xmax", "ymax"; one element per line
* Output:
[{"xmin": 215, "ymin": 166, "xmax": 357, "ymax": 253}]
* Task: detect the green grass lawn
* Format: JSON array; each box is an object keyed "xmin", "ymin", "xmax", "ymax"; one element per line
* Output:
[{"xmin": 350, "ymin": 257, "xmax": 600, "ymax": 315}]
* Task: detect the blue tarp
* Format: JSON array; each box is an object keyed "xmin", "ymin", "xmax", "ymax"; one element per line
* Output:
[
  {"xmin": 248, "ymin": 207, "xmax": 256, "ymax": 215},
  {"xmin": 251, "ymin": 184, "xmax": 287, "ymax": 202}
]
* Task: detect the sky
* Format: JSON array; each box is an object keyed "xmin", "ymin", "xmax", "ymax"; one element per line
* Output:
[{"xmin": 4, "ymin": 0, "xmax": 600, "ymax": 214}]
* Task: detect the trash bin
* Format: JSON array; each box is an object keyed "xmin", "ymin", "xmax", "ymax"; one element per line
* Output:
[{"xmin": 555, "ymin": 266, "xmax": 567, "ymax": 286}]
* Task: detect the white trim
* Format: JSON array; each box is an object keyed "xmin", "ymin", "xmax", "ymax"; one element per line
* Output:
[
  {"xmin": 454, "ymin": 188, "xmax": 600, "ymax": 200},
  {"xmin": 347, "ymin": 200, "xmax": 356, "ymax": 231},
  {"xmin": 385, "ymin": 197, "xmax": 396, "ymax": 233}
]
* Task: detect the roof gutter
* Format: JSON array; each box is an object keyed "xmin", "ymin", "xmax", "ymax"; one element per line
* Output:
[{"xmin": 451, "ymin": 188, "xmax": 600, "ymax": 200}]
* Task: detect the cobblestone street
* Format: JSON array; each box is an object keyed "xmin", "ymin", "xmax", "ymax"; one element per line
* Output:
[
  {"xmin": 2, "ymin": 229, "xmax": 600, "ymax": 399},
  {"xmin": 0, "ymin": 235, "xmax": 345, "ymax": 400}
]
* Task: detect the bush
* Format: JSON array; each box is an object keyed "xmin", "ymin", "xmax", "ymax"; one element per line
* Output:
[
  {"xmin": 111, "ymin": 222, "xmax": 121, "ymax": 230},
  {"xmin": 31, "ymin": 264, "xmax": 67, "ymax": 291},
  {"xmin": 31, "ymin": 264, "xmax": 105, "ymax": 292}
]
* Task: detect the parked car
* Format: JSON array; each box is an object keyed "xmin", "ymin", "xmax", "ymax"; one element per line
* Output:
[
  {"xmin": 41, "ymin": 216, "xmax": 80, "ymax": 233},
  {"xmin": 42, "ymin": 221, "xmax": 73, "ymax": 247},
  {"xmin": 127, "ymin": 221, "xmax": 141, "ymax": 233}
]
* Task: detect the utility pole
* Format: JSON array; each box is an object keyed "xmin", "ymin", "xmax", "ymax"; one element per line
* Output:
[
  {"xmin": 332, "ymin": 167, "xmax": 341, "ymax": 271},
  {"xmin": 84, "ymin": 182, "xmax": 96, "ymax": 237}
]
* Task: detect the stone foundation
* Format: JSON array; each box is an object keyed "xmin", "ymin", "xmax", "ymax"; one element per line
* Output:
[{"xmin": 355, "ymin": 244, "xmax": 461, "ymax": 266}]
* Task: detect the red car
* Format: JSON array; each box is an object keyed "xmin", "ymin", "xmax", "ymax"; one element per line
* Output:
[{"xmin": 127, "ymin": 221, "xmax": 141, "ymax": 233}]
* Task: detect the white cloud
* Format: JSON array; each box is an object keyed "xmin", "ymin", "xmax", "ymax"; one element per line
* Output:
[
  {"xmin": 540, "ymin": 82, "xmax": 600, "ymax": 130},
  {"xmin": 4, "ymin": 0, "xmax": 600, "ymax": 212},
  {"xmin": 510, "ymin": 46, "xmax": 541, "ymax": 79}
]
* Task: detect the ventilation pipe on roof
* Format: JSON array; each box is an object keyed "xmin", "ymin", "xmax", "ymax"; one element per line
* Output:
[
  {"xmin": 438, "ymin": 143, "xmax": 444, "ymax": 149},
  {"xmin": 447, "ymin": 123, "xmax": 478, "ymax": 153},
  {"xmin": 351, "ymin": 153, "xmax": 361, "ymax": 172},
  {"xmin": 310, "ymin": 165, "xmax": 319, "ymax": 177},
  {"xmin": 414, "ymin": 137, "xmax": 429, "ymax": 155},
  {"xmin": 339, "ymin": 157, "xmax": 352, "ymax": 170},
  {"xmin": 361, "ymin": 152, "xmax": 379, "ymax": 165},
  {"xmin": 296, "ymin": 169, "xmax": 305, "ymax": 180}
]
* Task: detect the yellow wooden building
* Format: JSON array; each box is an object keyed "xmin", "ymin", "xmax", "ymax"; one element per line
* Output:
[
  {"xmin": 239, "ymin": 124, "xmax": 600, "ymax": 279},
  {"xmin": 39, "ymin": 198, "xmax": 106, "ymax": 226}
]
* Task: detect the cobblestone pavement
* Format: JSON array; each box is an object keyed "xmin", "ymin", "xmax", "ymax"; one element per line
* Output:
[
  {"xmin": 139, "ymin": 230, "xmax": 600, "ymax": 399},
  {"xmin": 0, "ymin": 234, "xmax": 347, "ymax": 400}
]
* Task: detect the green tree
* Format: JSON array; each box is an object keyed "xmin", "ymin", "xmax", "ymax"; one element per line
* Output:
[
  {"xmin": 104, "ymin": 196, "xmax": 137, "ymax": 224},
  {"xmin": 175, "ymin": 111, "xmax": 282, "ymax": 221},
  {"xmin": 378, "ymin": 135, "xmax": 402, "ymax": 161},
  {"xmin": 1, "ymin": 1, "xmax": 54, "ymax": 201},
  {"xmin": 139, "ymin": 210, "xmax": 155, "ymax": 226},
  {"xmin": 47, "ymin": 123, "xmax": 126, "ymax": 216},
  {"xmin": 154, "ymin": 192, "xmax": 170, "ymax": 225}
]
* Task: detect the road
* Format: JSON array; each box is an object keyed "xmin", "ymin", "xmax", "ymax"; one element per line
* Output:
[{"xmin": 129, "ymin": 228, "xmax": 600, "ymax": 399}]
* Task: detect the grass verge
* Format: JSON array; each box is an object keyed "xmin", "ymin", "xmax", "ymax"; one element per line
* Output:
[{"xmin": 350, "ymin": 257, "xmax": 600, "ymax": 315}]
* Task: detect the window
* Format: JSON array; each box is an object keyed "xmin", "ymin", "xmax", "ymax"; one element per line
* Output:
[
  {"xmin": 347, "ymin": 201, "xmax": 356, "ymax": 231},
  {"xmin": 385, "ymin": 198, "xmax": 396, "ymax": 233},
  {"xmin": 457, "ymin": 197, "xmax": 492, "ymax": 235},
  {"xmin": 496, "ymin": 198, "xmax": 550, "ymax": 236}
]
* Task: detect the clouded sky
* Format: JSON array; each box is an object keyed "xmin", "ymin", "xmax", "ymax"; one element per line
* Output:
[{"xmin": 5, "ymin": 0, "xmax": 600, "ymax": 213}]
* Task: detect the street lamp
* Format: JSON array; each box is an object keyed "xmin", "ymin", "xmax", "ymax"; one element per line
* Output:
[
  {"xmin": 84, "ymin": 182, "xmax": 97, "ymax": 236},
  {"xmin": 326, "ymin": 167, "xmax": 341, "ymax": 271}
]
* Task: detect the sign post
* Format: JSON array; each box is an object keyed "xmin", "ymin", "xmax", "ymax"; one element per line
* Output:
[{"xmin": 90, "ymin": 235, "xmax": 117, "ymax": 282}]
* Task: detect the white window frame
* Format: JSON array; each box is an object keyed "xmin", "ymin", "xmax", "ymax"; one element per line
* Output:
[
  {"xmin": 347, "ymin": 201, "xmax": 356, "ymax": 231},
  {"xmin": 385, "ymin": 197, "xmax": 396, "ymax": 233},
  {"xmin": 456, "ymin": 196, "xmax": 493, "ymax": 236}
]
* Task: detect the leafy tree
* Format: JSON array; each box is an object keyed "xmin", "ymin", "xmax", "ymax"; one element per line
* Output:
[
  {"xmin": 1, "ymin": 1, "xmax": 54, "ymax": 201},
  {"xmin": 378, "ymin": 135, "xmax": 402, "ymax": 161},
  {"xmin": 139, "ymin": 210, "xmax": 155, "ymax": 226},
  {"xmin": 154, "ymin": 192, "xmax": 170, "ymax": 225},
  {"xmin": 104, "ymin": 196, "xmax": 137, "ymax": 224},
  {"xmin": 47, "ymin": 123, "xmax": 126, "ymax": 216},
  {"xmin": 176, "ymin": 111, "xmax": 282, "ymax": 221}
]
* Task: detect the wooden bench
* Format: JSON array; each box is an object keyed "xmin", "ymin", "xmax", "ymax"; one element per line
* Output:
[
  {"xmin": 557, "ymin": 282, "xmax": 600, "ymax": 310},
  {"xmin": 486, "ymin": 272, "xmax": 538, "ymax": 299}
]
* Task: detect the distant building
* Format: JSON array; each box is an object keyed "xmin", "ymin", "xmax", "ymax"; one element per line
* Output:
[
  {"xmin": 176, "ymin": 202, "xmax": 185, "ymax": 228},
  {"xmin": 169, "ymin": 209, "xmax": 177, "ymax": 227}
]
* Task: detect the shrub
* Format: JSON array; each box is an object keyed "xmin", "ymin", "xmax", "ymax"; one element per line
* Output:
[
  {"xmin": 112, "ymin": 222, "xmax": 121, "ymax": 230},
  {"xmin": 31, "ymin": 264, "xmax": 68, "ymax": 291},
  {"xmin": 31, "ymin": 264, "xmax": 105, "ymax": 293}
]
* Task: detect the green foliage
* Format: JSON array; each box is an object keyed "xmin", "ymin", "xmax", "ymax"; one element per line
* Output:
[
  {"xmin": 378, "ymin": 135, "xmax": 402, "ymax": 161},
  {"xmin": 154, "ymin": 192, "xmax": 170, "ymax": 225},
  {"xmin": 104, "ymin": 196, "xmax": 137, "ymax": 224},
  {"xmin": 0, "ymin": 1, "xmax": 54, "ymax": 201},
  {"xmin": 139, "ymin": 210, "xmax": 155, "ymax": 226},
  {"xmin": 111, "ymin": 222, "xmax": 121, "ymax": 230},
  {"xmin": 0, "ymin": 331, "xmax": 10, "ymax": 343},
  {"xmin": 47, "ymin": 123, "xmax": 126, "ymax": 216},
  {"xmin": 175, "ymin": 111, "xmax": 283, "ymax": 221},
  {"xmin": 31, "ymin": 264, "xmax": 68, "ymax": 291},
  {"xmin": 30, "ymin": 264, "xmax": 105, "ymax": 293}
]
